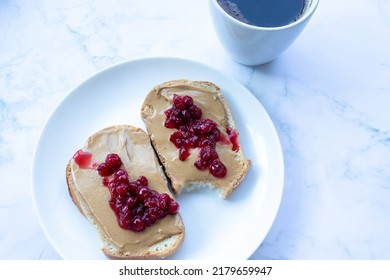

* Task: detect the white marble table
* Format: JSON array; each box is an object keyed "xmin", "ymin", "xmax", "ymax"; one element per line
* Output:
[{"xmin": 1, "ymin": 0, "xmax": 389, "ymax": 260}]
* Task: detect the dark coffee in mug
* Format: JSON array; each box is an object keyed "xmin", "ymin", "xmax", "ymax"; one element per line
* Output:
[{"xmin": 217, "ymin": 0, "xmax": 308, "ymax": 28}]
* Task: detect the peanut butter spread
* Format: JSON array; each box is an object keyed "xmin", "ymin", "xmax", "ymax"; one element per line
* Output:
[
  {"xmin": 70, "ymin": 126, "xmax": 183, "ymax": 254},
  {"xmin": 141, "ymin": 81, "xmax": 247, "ymax": 195}
]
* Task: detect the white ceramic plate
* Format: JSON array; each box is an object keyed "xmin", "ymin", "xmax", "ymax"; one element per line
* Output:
[{"xmin": 32, "ymin": 57, "xmax": 284, "ymax": 260}]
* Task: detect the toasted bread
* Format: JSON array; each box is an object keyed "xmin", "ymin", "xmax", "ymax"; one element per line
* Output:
[
  {"xmin": 66, "ymin": 125, "xmax": 184, "ymax": 259},
  {"xmin": 141, "ymin": 80, "xmax": 250, "ymax": 198}
]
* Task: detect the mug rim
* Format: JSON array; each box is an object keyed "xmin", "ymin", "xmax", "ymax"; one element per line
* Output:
[{"xmin": 210, "ymin": 0, "xmax": 320, "ymax": 31}]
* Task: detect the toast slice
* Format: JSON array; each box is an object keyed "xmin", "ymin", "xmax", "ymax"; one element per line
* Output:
[
  {"xmin": 141, "ymin": 80, "xmax": 250, "ymax": 198},
  {"xmin": 66, "ymin": 125, "xmax": 184, "ymax": 259}
]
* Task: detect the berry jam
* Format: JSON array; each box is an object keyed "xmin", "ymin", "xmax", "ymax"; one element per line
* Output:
[
  {"xmin": 227, "ymin": 127, "xmax": 240, "ymax": 152},
  {"xmin": 73, "ymin": 151, "xmax": 179, "ymax": 232},
  {"xmin": 73, "ymin": 149, "xmax": 94, "ymax": 169},
  {"xmin": 164, "ymin": 94, "xmax": 239, "ymax": 178},
  {"xmin": 97, "ymin": 153, "xmax": 122, "ymax": 177}
]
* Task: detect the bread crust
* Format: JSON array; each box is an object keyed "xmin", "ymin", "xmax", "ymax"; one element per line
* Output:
[
  {"xmin": 141, "ymin": 80, "xmax": 251, "ymax": 199},
  {"xmin": 66, "ymin": 125, "xmax": 184, "ymax": 259}
]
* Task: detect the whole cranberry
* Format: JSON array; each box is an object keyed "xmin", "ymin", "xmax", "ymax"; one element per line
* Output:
[
  {"xmin": 179, "ymin": 146, "xmax": 190, "ymax": 161},
  {"xmin": 194, "ymin": 158, "xmax": 208, "ymax": 170},
  {"xmin": 131, "ymin": 216, "xmax": 145, "ymax": 232},
  {"xmin": 136, "ymin": 186, "xmax": 151, "ymax": 201},
  {"xmin": 105, "ymin": 153, "xmax": 122, "ymax": 171},
  {"xmin": 116, "ymin": 182, "xmax": 129, "ymax": 196},
  {"xmin": 97, "ymin": 163, "xmax": 114, "ymax": 177},
  {"xmin": 167, "ymin": 200, "xmax": 180, "ymax": 215},
  {"xmin": 173, "ymin": 94, "xmax": 185, "ymax": 109},
  {"xmin": 114, "ymin": 169, "xmax": 129, "ymax": 183},
  {"xmin": 209, "ymin": 159, "xmax": 227, "ymax": 178},
  {"xmin": 199, "ymin": 146, "xmax": 218, "ymax": 164},
  {"xmin": 183, "ymin": 95, "xmax": 193, "ymax": 107},
  {"xmin": 126, "ymin": 196, "xmax": 137, "ymax": 209},
  {"xmin": 137, "ymin": 176, "xmax": 148, "ymax": 186}
]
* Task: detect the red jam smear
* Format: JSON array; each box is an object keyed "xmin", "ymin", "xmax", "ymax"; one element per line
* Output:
[
  {"xmin": 164, "ymin": 94, "xmax": 240, "ymax": 178},
  {"xmin": 227, "ymin": 127, "xmax": 240, "ymax": 152},
  {"xmin": 73, "ymin": 149, "xmax": 93, "ymax": 169},
  {"xmin": 73, "ymin": 151, "xmax": 179, "ymax": 232}
]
